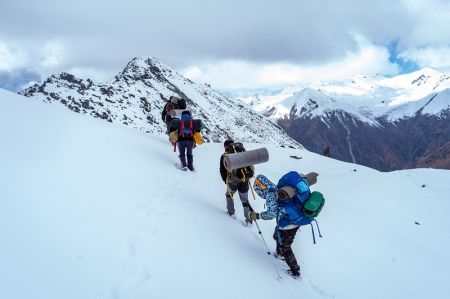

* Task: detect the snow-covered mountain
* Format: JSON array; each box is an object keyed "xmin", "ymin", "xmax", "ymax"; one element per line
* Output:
[
  {"xmin": 239, "ymin": 69, "xmax": 450, "ymax": 171},
  {"xmin": 241, "ymin": 68, "xmax": 450, "ymax": 123},
  {"xmin": 19, "ymin": 57, "xmax": 298, "ymax": 147},
  {"xmin": 1, "ymin": 88, "xmax": 450, "ymax": 299}
]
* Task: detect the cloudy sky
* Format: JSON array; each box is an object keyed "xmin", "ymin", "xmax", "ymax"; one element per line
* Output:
[{"xmin": 1, "ymin": 0, "xmax": 450, "ymax": 92}]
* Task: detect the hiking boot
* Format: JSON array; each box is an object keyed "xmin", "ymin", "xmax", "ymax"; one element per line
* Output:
[
  {"xmin": 274, "ymin": 252, "xmax": 285, "ymax": 260},
  {"xmin": 275, "ymin": 246, "xmax": 283, "ymax": 257},
  {"xmin": 227, "ymin": 212, "xmax": 236, "ymax": 219},
  {"xmin": 179, "ymin": 155, "xmax": 187, "ymax": 168},
  {"xmin": 243, "ymin": 219, "xmax": 253, "ymax": 227},
  {"xmin": 289, "ymin": 268, "xmax": 300, "ymax": 278},
  {"xmin": 187, "ymin": 155, "xmax": 193, "ymax": 169}
]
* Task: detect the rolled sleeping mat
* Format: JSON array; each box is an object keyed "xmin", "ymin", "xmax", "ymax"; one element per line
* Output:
[
  {"xmin": 223, "ymin": 147, "xmax": 269, "ymax": 171},
  {"xmin": 170, "ymin": 119, "xmax": 203, "ymax": 131},
  {"xmin": 304, "ymin": 172, "xmax": 319, "ymax": 186}
]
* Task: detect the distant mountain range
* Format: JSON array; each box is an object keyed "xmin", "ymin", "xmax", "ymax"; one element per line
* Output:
[
  {"xmin": 19, "ymin": 57, "xmax": 298, "ymax": 148},
  {"xmin": 18, "ymin": 58, "xmax": 449, "ymax": 171},
  {"xmin": 238, "ymin": 68, "xmax": 450, "ymax": 171}
]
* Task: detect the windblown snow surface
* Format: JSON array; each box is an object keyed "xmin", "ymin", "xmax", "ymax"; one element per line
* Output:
[{"xmin": 1, "ymin": 89, "xmax": 450, "ymax": 299}]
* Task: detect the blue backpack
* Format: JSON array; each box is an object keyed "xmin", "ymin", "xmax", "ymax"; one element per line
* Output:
[
  {"xmin": 179, "ymin": 114, "xmax": 193, "ymax": 137},
  {"xmin": 276, "ymin": 171, "xmax": 312, "ymax": 227},
  {"xmin": 277, "ymin": 171, "xmax": 311, "ymax": 202},
  {"xmin": 254, "ymin": 172, "xmax": 324, "ymax": 244}
]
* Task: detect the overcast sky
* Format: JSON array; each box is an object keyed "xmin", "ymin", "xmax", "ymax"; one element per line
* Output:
[{"xmin": 1, "ymin": 0, "xmax": 450, "ymax": 91}]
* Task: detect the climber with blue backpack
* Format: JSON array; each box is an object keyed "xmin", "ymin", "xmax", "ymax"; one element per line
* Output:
[
  {"xmin": 249, "ymin": 171, "xmax": 324, "ymax": 278},
  {"xmin": 172, "ymin": 110, "xmax": 197, "ymax": 171}
]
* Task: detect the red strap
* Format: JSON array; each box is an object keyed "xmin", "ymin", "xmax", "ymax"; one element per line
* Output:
[
  {"xmin": 180, "ymin": 120, "xmax": 185, "ymax": 137},
  {"xmin": 190, "ymin": 120, "xmax": 197, "ymax": 147},
  {"xmin": 173, "ymin": 142, "xmax": 177, "ymax": 152}
]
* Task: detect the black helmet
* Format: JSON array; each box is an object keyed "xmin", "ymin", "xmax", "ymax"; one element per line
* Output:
[{"xmin": 224, "ymin": 139, "xmax": 234, "ymax": 147}]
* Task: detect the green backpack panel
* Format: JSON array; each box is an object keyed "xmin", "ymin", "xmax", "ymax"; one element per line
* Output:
[{"xmin": 303, "ymin": 191, "xmax": 325, "ymax": 218}]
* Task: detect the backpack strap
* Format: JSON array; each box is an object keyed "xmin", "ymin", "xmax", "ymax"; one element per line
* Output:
[
  {"xmin": 275, "ymin": 210, "xmax": 283, "ymax": 245},
  {"xmin": 309, "ymin": 220, "xmax": 323, "ymax": 244},
  {"xmin": 180, "ymin": 120, "xmax": 185, "ymax": 137},
  {"xmin": 180, "ymin": 119, "xmax": 193, "ymax": 138},
  {"xmin": 192, "ymin": 122, "xmax": 196, "ymax": 148},
  {"xmin": 276, "ymin": 227, "xmax": 283, "ymax": 246},
  {"xmin": 225, "ymin": 176, "xmax": 234, "ymax": 199},
  {"xmin": 231, "ymin": 144, "xmax": 248, "ymax": 183},
  {"xmin": 223, "ymin": 153, "xmax": 229, "ymax": 178}
]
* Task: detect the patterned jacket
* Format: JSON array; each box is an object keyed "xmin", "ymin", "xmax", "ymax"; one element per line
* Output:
[{"xmin": 259, "ymin": 189, "xmax": 300, "ymax": 230}]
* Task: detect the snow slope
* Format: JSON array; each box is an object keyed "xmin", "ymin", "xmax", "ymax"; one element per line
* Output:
[
  {"xmin": 385, "ymin": 89, "xmax": 450, "ymax": 120},
  {"xmin": 1, "ymin": 89, "xmax": 450, "ymax": 299}
]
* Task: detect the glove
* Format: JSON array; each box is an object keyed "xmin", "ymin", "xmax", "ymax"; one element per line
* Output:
[{"xmin": 249, "ymin": 211, "xmax": 260, "ymax": 221}]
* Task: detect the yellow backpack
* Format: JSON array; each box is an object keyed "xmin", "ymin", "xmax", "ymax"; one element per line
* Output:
[{"xmin": 193, "ymin": 132, "xmax": 205, "ymax": 145}]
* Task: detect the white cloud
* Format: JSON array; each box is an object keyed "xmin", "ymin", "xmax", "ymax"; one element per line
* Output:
[
  {"xmin": 2, "ymin": 0, "xmax": 449, "ymax": 92},
  {"xmin": 182, "ymin": 66, "xmax": 204, "ymax": 81},
  {"xmin": 401, "ymin": 0, "xmax": 450, "ymax": 47},
  {"xmin": 0, "ymin": 40, "xmax": 66, "ymax": 73},
  {"xmin": 399, "ymin": 47, "xmax": 450, "ymax": 71},
  {"xmin": 0, "ymin": 43, "xmax": 28, "ymax": 72},
  {"xmin": 39, "ymin": 42, "xmax": 65, "ymax": 68},
  {"xmin": 181, "ymin": 34, "xmax": 399, "ymax": 90}
]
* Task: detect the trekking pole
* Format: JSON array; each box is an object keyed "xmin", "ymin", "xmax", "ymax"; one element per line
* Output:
[
  {"xmin": 313, "ymin": 219, "xmax": 323, "ymax": 238},
  {"xmin": 247, "ymin": 199, "xmax": 269, "ymax": 254},
  {"xmin": 247, "ymin": 195, "xmax": 282, "ymax": 280},
  {"xmin": 254, "ymin": 220, "xmax": 271, "ymax": 255},
  {"xmin": 310, "ymin": 223, "xmax": 316, "ymax": 244},
  {"xmin": 254, "ymin": 219, "xmax": 282, "ymax": 280},
  {"xmin": 248, "ymin": 178, "xmax": 257, "ymax": 200}
]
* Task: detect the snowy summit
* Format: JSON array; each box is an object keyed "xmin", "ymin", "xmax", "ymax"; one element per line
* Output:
[{"xmin": 19, "ymin": 57, "xmax": 298, "ymax": 147}]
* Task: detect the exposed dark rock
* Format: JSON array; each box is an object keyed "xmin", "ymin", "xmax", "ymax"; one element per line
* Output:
[
  {"xmin": 81, "ymin": 100, "xmax": 90, "ymax": 109},
  {"xmin": 59, "ymin": 72, "xmax": 82, "ymax": 85},
  {"xmin": 290, "ymin": 155, "xmax": 302, "ymax": 159},
  {"xmin": 278, "ymin": 109, "xmax": 450, "ymax": 171}
]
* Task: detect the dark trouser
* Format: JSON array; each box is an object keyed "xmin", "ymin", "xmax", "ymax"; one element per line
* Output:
[
  {"xmin": 178, "ymin": 140, "xmax": 194, "ymax": 167},
  {"xmin": 225, "ymin": 179, "xmax": 252, "ymax": 220},
  {"xmin": 165, "ymin": 119, "xmax": 172, "ymax": 135},
  {"xmin": 273, "ymin": 227, "xmax": 300, "ymax": 272}
]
